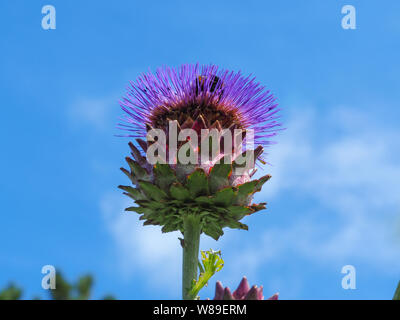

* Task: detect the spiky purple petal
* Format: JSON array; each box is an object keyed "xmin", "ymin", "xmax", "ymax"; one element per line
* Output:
[{"xmin": 118, "ymin": 64, "xmax": 282, "ymax": 150}]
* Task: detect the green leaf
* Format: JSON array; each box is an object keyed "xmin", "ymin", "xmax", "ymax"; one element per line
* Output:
[
  {"xmin": 76, "ymin": 275, "xmax": 93, "ymax": 300},
  {"xmin": 153, "ymin": 163, "xmax": 177, "ymax": 190},
  {"xmin": 125, "ymin": 206, "xmax": 153, "ymax": 215},
  {"xmin": 120, "ymin": 167, "xmax": 136, "ymax": 184},
  {"xmin": 138, "ymin": 181, "xmax": 168, "ymax": 201},
  {"xmin": 224, "ymin": 219, "xmax": 248, "ymax": 230},
  {"xmin": 212, "ymin": 187, "xmax": 235, "ymax": 207},
  {"xmin": 170, "ymin": 183, "xmax": 191, "ymax": 201},
  {"xmin": 50, "ymin": 272, "xmax": 72, "ymax": 300},
  {"xmin": 126, "ymin": 157, "xmax": 148, "ymax": 180},
  {"xmin": 161, "ymin": 220, "xmax": 180, "ymax": 233},
  {"xmin": 195, "ymin": 196, "xmax": 213, "ymax": 206},
  {"xmin": 203, "ymin": 224, "xmax": 224, "ymax": 241},
  {"xmin": 135, "ymin": 200, "xmax": 165, "ymax": 209},
  {"xmin": 175, "ymin": 163, "xmax": 196, "ymax": 184},
  {"xmin": 187, "ymin": 169, "xmax": 209, "ymax": 197},
  {"xmin": 187, "ymin": 250, "xmax": 224, "ymax": 299},
  {"xmin": 208, "ymin": 163, "xmax": 232, "ymax": 194},
  {"xmin": 234, "ymin": 180, "xmax": 258, "ymax": 205},
  {"xmin": 255, "ymin": 174, "xmax": 272, "ymax": 191},
  {"xmin": 227, "ymin": 205, "xmax": 253, "ymax": 220},
  {"xmin": 118, "ymin": 185, "xmax": 147, "ymax": 201},
  {"xmin": 0, "ymin": 284, "xmax": 22, "ymax": 300}
]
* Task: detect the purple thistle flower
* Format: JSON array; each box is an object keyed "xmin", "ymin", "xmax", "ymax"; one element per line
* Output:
[
  {"xmin": 118, "ymin": 63, "xmax": 283, "ymax": 248},
  {"xmin": 213, "ymin": 277, "xmax": 279, "ymax": 300},
  {"xmin": 118, "ymin": 64, "xmax": 283, "ymax": 300},
  {"xmin": 118, "ymin": 63, "xmax": 282, "ymax": 151}
]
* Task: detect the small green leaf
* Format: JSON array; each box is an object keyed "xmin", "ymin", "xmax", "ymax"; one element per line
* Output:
[
  {"xmin": 187, "ymin": 169, "xmax": 209, "ymax": 197},
  {"xmin": 161, "ymin": 222, "xmax": 179, "ymax": 233},
  {"xmin": 187, "ymin": 250, "xmax": 224, "ymax": 299},
  {"xmin": 256, "ymin": 174, "xmax": 272, "ymax": 191},
  {"xmin": 170, "ymin": 183, "xmax": 191, "ymax": 201},
  {"xmin": 143, "ymin": 219, "xmax": 160, "ymax": 226},
  {"xmin": 120, "ymin": 167, "xmax": 136, "ymax": 184},
  {"xmin": 203, "ymin": 224, "xmax": 224, "ymax": 241},
  {"xmin": 208, "ymin": 163, "xmax": 232, "ymax": 194},
  {"xmin": 225, "ymin": 219, "xmax": 248, "ymax": 230},
  {"xmin": 153, "ymin": 163, "xmax": 177, "ymax": 190},
  {"xmin": 126, "ymin": 157, "xmax": 148, "ymax": 180},
  {"xmin": 213, "ymin": 187, "xmax": 235, "ymax": 207},
  {"xmin": 125, "ymin": 206, "xmax": 151, "ymax": 214},
  {"xmin": 135, "ymin": 200, "xmax": 165, "ymax": 209},
  {"xmin": 234, "ymin": 180, "xmax": 258, "ymax": 205},
  {"xmin": 195, "ymin": 196, "xmax": 213, "ymax": 206},
  {"xmin": 227, "ymin": 205, "xmax": 253, "ymax": 220},
  {"xmin": 138, "ymin": 181, "xmax": 168, "ymax": 201},
  {"xmin": 118, "ymin": 185, "xmax": 147, "ymax": 200}
]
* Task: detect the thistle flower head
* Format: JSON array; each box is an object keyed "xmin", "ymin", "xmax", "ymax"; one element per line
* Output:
[
  {"xmin": 118, "ymin": 64, "xmax": 282, "ymax": 240},
  {"xmin": 118, "ymin": 63, "xmax": 281, "ymax": 152}
]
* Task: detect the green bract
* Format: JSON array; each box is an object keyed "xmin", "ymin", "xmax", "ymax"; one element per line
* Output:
[{"xmin": 119, "ymin": 144, "xmax": 270, "ymax": 241}]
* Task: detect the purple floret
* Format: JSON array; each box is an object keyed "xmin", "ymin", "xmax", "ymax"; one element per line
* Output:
[{"xmin": 118, "ymin": 63, "xmax": 282, "ymax": 150}]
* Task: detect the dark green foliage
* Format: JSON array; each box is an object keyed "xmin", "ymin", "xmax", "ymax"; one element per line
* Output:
[
  {"xmin": 170, "ymin": 183, "xmax": 191, "ymax": 201},
  {"xmin": 126, "ymin": 157, "xmax": 148, "ymax": 181},
  {"xmin": 75, "ymin": 275, "xmax": 93, "ymax": 300},
  {"xmin": 50, "ymin": 272, "xmax": 73, "ymax": 300},
  {"xmin": 187, "ymin": 169, "xmax": 209, "ymax": 197},
  {"xmin": 213, "ymin": 187, "xmax": 235, "ymax": 207},
  {"xmin": 0, "ymin": 273, "xmax": 115, "ymax": 300},
  {"xmin": 138, "ymin": 181, "xmax": 168, "ymax": 201},
  {"xmin": 208, "ymin": 163, "xmax": 231, "ymax": 193},
  {"xmin": 0, "ymin": 283, "xmax": 22, "ymax": 300},
  {"xmin": 119, "ymin": 185, "xmax": 147, "ymax": 201},
  {"xmin": 154, "ymin": 163, "xmax": 176, "ymax": 190},
  {"xmin": 50, "ymin": 272, "xmax": 115, "ymax": 300}
]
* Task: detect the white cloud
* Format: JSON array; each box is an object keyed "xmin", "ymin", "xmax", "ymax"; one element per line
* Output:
[
  {"xmin": 252, "ymin": 105, "xmax": 400, "ymax": 273},
  {"xmin": 265, "ymin": 106, "xmax": 400, "ymax": 206},
  {"xmin": 100, "ymin": 192, "xmax": 182, "ymax": 295},
  {"xmin": 68, "ymin": 95, "xmax": 118, "ymax": 130}
]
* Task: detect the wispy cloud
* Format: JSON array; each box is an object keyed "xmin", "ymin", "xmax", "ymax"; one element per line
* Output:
[
  {"xmin": 100, "ymin": 192, "xmax": 182, "ymax": 295},
  {"xmin": 68, "ymin": 95, "xmax": 119, "ymax": 130},
  {"xmin": 252, "ymin": 105, "xmax": 400, "ymax": 272}
]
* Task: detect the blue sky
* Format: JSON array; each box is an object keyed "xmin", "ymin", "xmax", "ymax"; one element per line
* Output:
[{"xmin": 1, "ymin": 0, "xmax": 400, "ymax": 299}]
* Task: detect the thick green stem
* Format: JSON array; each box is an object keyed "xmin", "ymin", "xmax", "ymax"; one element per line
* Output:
[{"xmin": 182, "ymin": 215, "xmax": 201, "ymax": 300}]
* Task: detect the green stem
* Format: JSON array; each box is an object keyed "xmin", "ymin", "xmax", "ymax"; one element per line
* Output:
[{"xmin": 182, "ymin": 214, "xmax": 201, "ymax": 300}]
